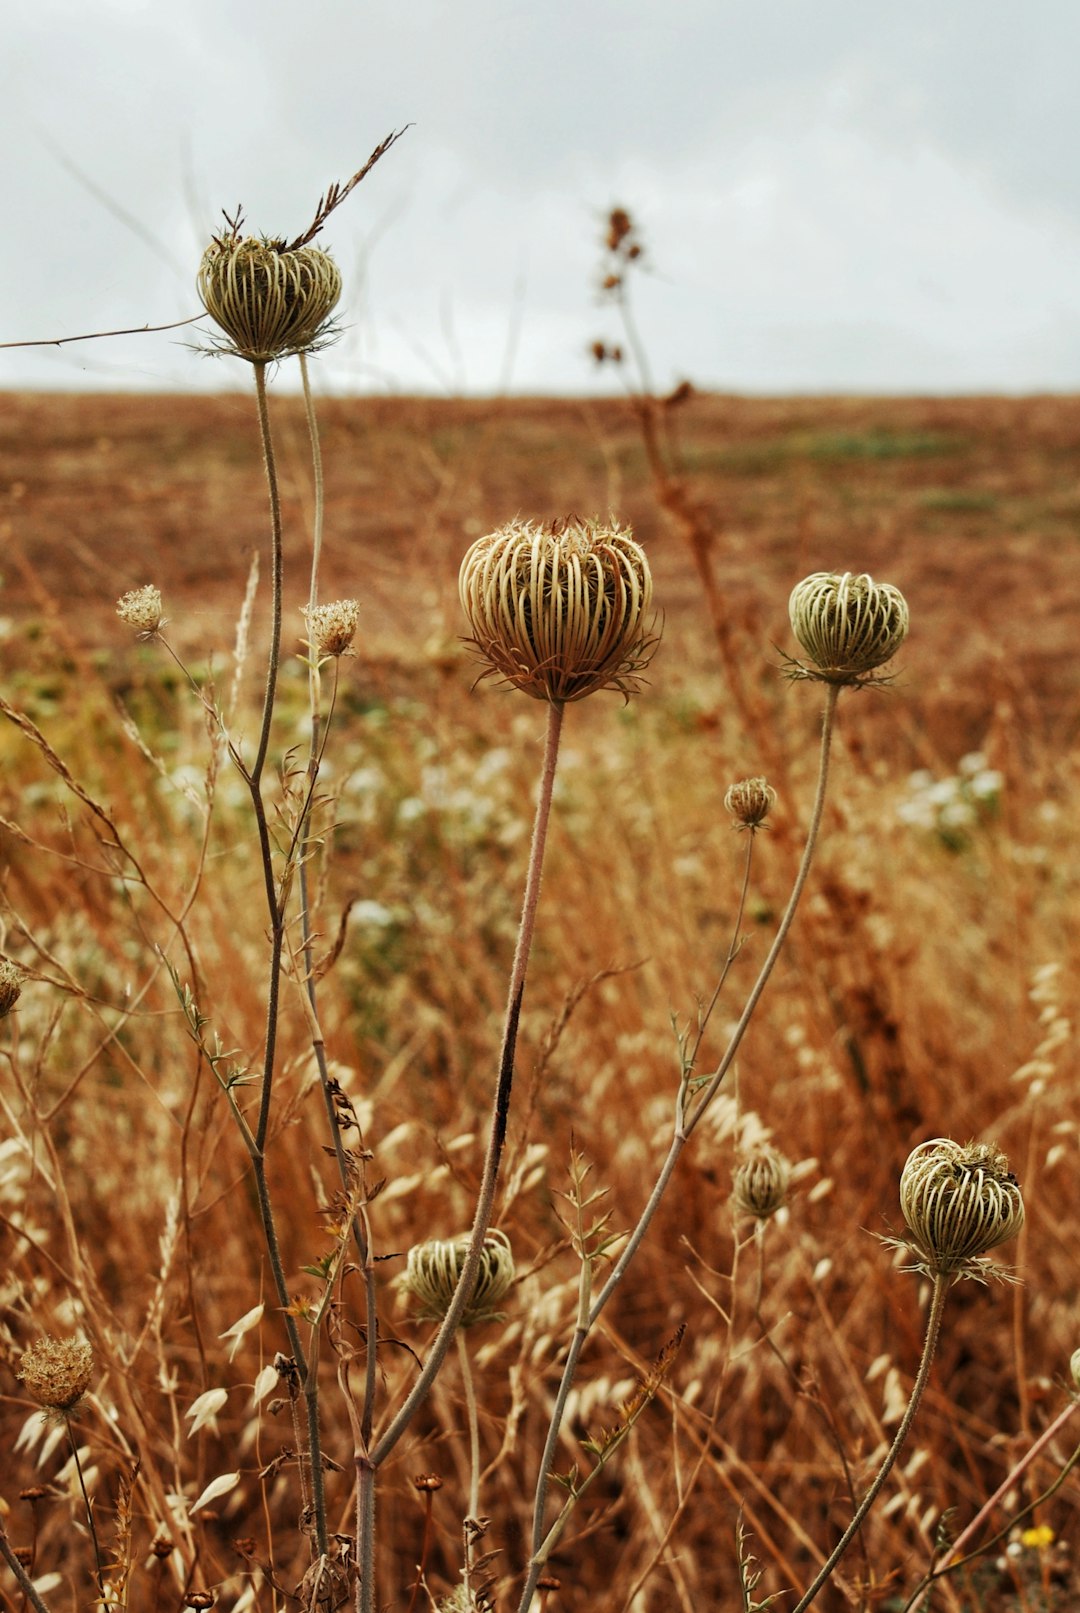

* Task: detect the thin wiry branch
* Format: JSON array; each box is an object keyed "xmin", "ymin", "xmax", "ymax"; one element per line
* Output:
[{"xmin": 285, "ymin": 127, "xmax": 411, "ymax": 250}]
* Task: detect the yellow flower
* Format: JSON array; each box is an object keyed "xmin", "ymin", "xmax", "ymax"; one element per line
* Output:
[{"xmin": 1021, "ymin": 1525, "xmax": 1055, "ymax": 1550}]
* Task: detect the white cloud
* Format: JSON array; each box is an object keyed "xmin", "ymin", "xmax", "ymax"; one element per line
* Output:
[{"xmin": 2, "ymin": 0, "xmax": 1080, "ymax": 392}]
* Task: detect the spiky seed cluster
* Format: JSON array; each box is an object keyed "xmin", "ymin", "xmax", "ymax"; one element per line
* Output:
[
  {"xmin": 459, "ymin": 518, "xmax": 656, "ymax": 703},
  {"xmin": 899, "ymin": 1138, "xmax": 1024, "ymax": 1277},
  {"xmin": 0, "ymin": 958, "xmax": 24, "ymax": 1017},
  {"xmin": 18, "ymin": 1336, "xmax": 94, "ymax": 1411},
  {"xmin": 788, "ymin": 571, "xmax": 909, "ymax": 685},
  {"xmin": 732, "ymin": 1145, "xmax": 792, "ymax": 1220},
  {"xmin": 302, "ymin": 598, "xmax": 360, "ymax": 658},
  {"xmin": 197, "ymin": 236, "xmax": 342, "ymax": 363},
  {"xmin": 403, "ymin": 1230, "xmax": 515, "ymax": 1328},
  {"xmin": 116, "ymin": 584, "xmax": 165, "ymax": 636},
  {"xmin": 724, "ymin": 777, "xmax": 777, "ymax": 832}
]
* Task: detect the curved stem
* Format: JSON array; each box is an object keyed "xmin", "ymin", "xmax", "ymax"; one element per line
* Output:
[
  {"xmin": 372, "ymin": 698, "xmax": 565, "ymax": 1466},
  {"xmin": 359, "ymin": 700, "xmax": 565, "ymax": 1611},
  {"xmin": 791, "ymin": 1274, "xmax": 949, "ymax": 1613},
  {"xmin": 519, "ymin": 685, "xmax": 840, "ymax": 1613}
]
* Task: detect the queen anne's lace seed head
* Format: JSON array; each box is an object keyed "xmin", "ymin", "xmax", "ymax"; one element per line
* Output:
[
  {"xmin": 788, "ymin": 571, "xmax": 908, "ymax": 686},
  {"xmin": 724, "ymin": 777, "xmax": 777, "ymax": 832},
  {"xmin": 459, "ymin": 518, "xmax": 657, "ymax": 703},
  {"xmin": 302, "ymin": 599, "xmax": 360, "ymax": 658},
  {"xmin": 116, "ymin": 584, "xmax": 165, "ymax": 636},
  {"xmin": 899, "ymin": 1138, "xmax": 1024, "ymax": 1278},
  {"xmin": 402, "ymin": 1230, "xmax": 515, "ymax": 1328},
  {"xmin": 198, "ymin": 235, "xmax": 342, "ymax": 363},
  {"xmin": 732, "ymin": 1146, "xmax": 792, "ymax": 1221},
  {"xmin": 18, "ymin": 1336, "xmax": 94, "ymax": 1411},
  {"xmin": 0, "ymin": 958, "xmax": 24, "ymax": 1018}
]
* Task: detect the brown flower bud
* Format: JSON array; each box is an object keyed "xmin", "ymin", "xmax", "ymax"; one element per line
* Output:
[{"xmin": 724, "ymin": 777, "xmax": 776, "ymax": 832}]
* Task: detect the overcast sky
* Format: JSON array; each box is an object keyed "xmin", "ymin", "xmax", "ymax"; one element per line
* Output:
[{"xmin": 3, "ymin": 0, "xmax": 1079, "ymax": 395}]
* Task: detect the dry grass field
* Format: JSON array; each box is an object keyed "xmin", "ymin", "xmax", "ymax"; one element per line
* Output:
[{"xmin": 0, "ymin": 387, "xmax": 1078, "ymax": 1612}]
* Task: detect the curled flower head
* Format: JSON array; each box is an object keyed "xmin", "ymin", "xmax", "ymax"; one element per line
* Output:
[
  {"xmin": 0, "ymin": 957, "xmax": 24, "ymax": 1018},
  {"xmin": 302, "ymin": 598, "xmax": 360, "ymax": 658},
  {"xmin": 198, "ymin": 234, "xmax": 342, "ymax": 363},
  {"xmin": 117, "ymin": 584, "xmax": 166, "ymax": 637},
  {"xmin": 18, "ymin": 1335, "xmax": 94, "ymax": 1412},
  {"xmin": 402, "ymin": 1230, "xmax": 515, "ymax": 1328},
  {"xmin": 899, "ymin": 1138, "xmax": 1024, "ymax": 1278},
  {"xmin": 732, "ymin": 1145, "xmax": 792, "ymax": 1221},
  {"xmin": 788, "ymin": 571, "xmax": 909, "ymax": 686},
  {"xmin": 459, "ymin": 518, "xmax": 657, "ymax": 703},
  {"xmin": 724, "ymin": 777, "xmax": 777, "ymax": 832}
]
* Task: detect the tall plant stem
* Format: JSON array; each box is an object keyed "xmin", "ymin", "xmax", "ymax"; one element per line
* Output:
[
  {"xmin": 356, "ymin": 699, "xmax": 566, "ymax": 1613},
  {"xmin": 294, "ymin": 353, "xmax": 380, "ymax": 1445},
  {"xmin": 237, "ymin": 356, "xmax": 328, "ymax": 1556},
  {"xmin": 791, "ymin": 1273, "xmax": 949, "ymax": 1613},
  {"xmin": 457, "ymin": 1331, "xmax": 482, "ymax": 1520},
  {"xmin": 519, "ymin": 683, "xmax": 840, "ymax": 1613},
  {"xmin": 65, "ymin": 1419, "xmax": 106, "ymax": 1602},
  {"xmin": 250, "ymin": 360, "xmax": 284, "ymax": 789}
]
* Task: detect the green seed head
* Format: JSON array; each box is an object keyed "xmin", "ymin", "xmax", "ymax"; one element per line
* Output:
[
  {"xmin": 788, "ymin": 570, "xmax": 909, "ymax": 686},
  {"xmin": 402, "ymin": 1230, "xmax": 515, "ymax": 1328},
  {"xmin": 459, "ymin": 517, "xmax": 657, "ymax": 703},
  {"xmin": 198, "ymin": 234, "xmax": 342, "ymax": 363},
  {"xmin": 899, "ymin": 1138, "xmax": 1024, "ymax": 1277}
]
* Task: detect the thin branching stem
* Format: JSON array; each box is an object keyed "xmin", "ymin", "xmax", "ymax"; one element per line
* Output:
[
  {"xmin": 519, "ymin": 684, "xmax": 840, "ymax": 1612},
  {"xmin": 792, "ymin": 1273, "xmax": 949, "ymax": 1613},
  {"xmin": 357, "ymin": 699, "xmax": 565, "ymax": 1610},
  {"xmin": 231, "ymin": 353, "xmax": 329, "ymax": 1557}
]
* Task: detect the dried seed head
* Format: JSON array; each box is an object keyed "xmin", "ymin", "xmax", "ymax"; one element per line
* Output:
[
  {"xmin": 0, "ymin": 958, "xmax": 24, "ymax": 1018},
  {"xmin": 788, "ymin": 571, "xmax": 909, "ymax": 686},
  {"xmin": 412, "ymin": 1472, "xmax": 444, "ymax": 1493},
  {"xmin": 899, "ymin": 1138, "xmax": 1024, "ymax": 1277},
  {"xmin": 402, "ymin": 1230, "xmax": 515, "ymax": 1328},
  {"xmin": 116, "ymin": 584, "xmax": 166, "ymax": 637},
  {"xmin": 301, "ymin": 598, "xmax": 360, "ymax": 659},
  {"xmin": 198, "ymin": 235, "xmax": 342, "ymax": 363},
  {"xmin": 732, "ymin": 1146, "xmax": 792, "ymax": 1221},
  {"xmin": 18, "ymin": 1335, "xmax": 94, "ymax": 1411},
  {"xmin": 459, "ymin": 518, "xmax": 657, "ymax": 703},
  {"xmin": 1070, "ymin": 1349, "xmax": 1080, "ymax": 1393},
  {"xmin": 724, "ymin": 777, "xmax": 777, "ymax": 832}
]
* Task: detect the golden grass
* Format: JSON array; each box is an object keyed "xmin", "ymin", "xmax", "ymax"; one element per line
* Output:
[{"xmin": 0, "ymin": 390, "xmax": 1077, "ymax": 1612}]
